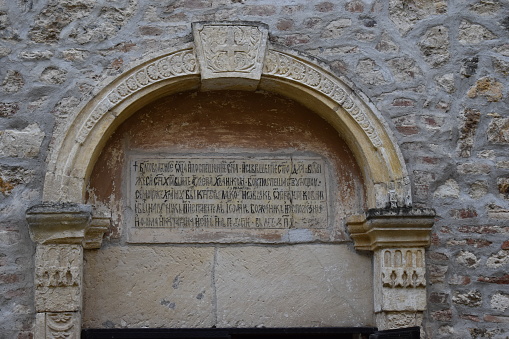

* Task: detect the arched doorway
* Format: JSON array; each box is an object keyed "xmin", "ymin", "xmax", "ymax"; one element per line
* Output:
[{"xmin": 26, "ymin": 22, "xmax": 434, "ymax": 338}]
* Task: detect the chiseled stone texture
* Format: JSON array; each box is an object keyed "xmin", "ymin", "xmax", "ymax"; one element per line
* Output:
[
  {"xmin": 83, "ymin": 244, "xmax": 373, "ymax": 329},
  {"xmin": 215, "ymin": 244, "xmax": 374, "ymax": 327},
  {"xmin": 82, "ymin": 246, "xmax": 216, "ymax": 328}
]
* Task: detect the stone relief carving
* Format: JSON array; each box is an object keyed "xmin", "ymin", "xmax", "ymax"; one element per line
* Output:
[
  {"xmin": 35, "ymin": 244, "xmax": 83, "ymax": 312},
  {"xmin": 263, "ymin": 50, "xmax": 383, "ymax": 148},
  {"xmin": 381, "ymin": 249, "xmax": 426, "ymax": 288},
  {"xmin": 193, "ymin": 22, "xmax": 268, "ymax": 86},
  {"xmin": 35, "ymin": 245, "xmax": 81, "ymax": 288},
  {"xmin": 197, "ymin": 25, "xmax": 262, "ymax": 73},
  {"xmin": 376, "ymin": 311, "xmax": 423, "ymax": 331},
  {"xmin": 76, "ymin": 48, "xmax": 198, "ymax": 144},
  {"xmin": 46, "ymin": 312, "xmax": 79, "ymax": 339}
]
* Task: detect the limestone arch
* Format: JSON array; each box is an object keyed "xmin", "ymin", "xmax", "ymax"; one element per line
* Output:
[
  {"xmin": 43, "ymin": 44, "xmax": 410, "ymax": 210},
  {"xmin": 27, "ymin": 23, "xmax": 436, "ymax": 337}
]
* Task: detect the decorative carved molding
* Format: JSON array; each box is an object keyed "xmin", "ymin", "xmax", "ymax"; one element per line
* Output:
[
  {"xmin": 198, "ymin": 25, "xmax": 262, "ymax": 73},
  {"xmin": 375, "ymin": 311, "xmax": 423, "ymax": 331},
  {"xmin": 76, "ymin": 48, "xmax": 199, "ymax": 144},
  {"xmin": 346, "ymin": 208, "xmax": 435, "ymax": 251},
  {"xmin": 193, "ymin": 21, "xmax": 268, "ymax": 89},
  {"xmin": 84, "ymin": 215, "xmax": 110, "ymax": 250},
  {"xmin": 46, "ymin": 312, "xmax": 79, "ymax": 339},
  {"xmin": 35, "ymin": 244, "xmax": 83, "ymax": 312},
  {"xmin": 26, "ymin": 202, "xmax": 109, "ymax": 248},
  {"xmin": 35, "ymin": 245, "xmax": 81, "ymax": 288},
  {"xmin": 263, "ymin": 50, "xmax": 383, "ymax": 149},
  {"xmin": 26, "ymin": 203, "xmax": 92, "ymax": 245},
  {"xmin": 381, "ymin": 249, "xmax": 426, "ymax": 288}
]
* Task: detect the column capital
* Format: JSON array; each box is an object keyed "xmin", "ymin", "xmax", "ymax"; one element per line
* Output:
[
  {"xmin": 346, "ymin": 207, "xmax": 436, "ymax": 251},
  {"xmin": 26, "ymin": 202, "xmax": 109, "ymax": 248}
]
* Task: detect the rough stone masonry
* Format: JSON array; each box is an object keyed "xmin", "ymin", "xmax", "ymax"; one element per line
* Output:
[{"xmin": 1, "ymin": 0, "xmax": 509, "ymax": 338}]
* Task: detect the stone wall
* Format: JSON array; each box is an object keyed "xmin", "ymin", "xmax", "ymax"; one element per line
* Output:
[{"xmin": 1, "ymin": 0, "xmax": 508, "ymax": 338}]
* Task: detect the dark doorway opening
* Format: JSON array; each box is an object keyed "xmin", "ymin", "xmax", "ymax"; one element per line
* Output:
[{"xmin": 82, "ymin": 326, "xmax": 420, "ymax": 339}]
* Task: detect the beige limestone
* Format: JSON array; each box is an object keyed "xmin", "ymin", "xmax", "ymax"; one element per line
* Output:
[
  {"xmin": 193, "ymin": 22, "xmax": 269, "ymax": 91},
  {"xmin": 82, "ymin": 246, "xmax": 216, "ymax": 328},
  {"xmin": 0, "ymin": 123, "xmax": 44, "ymax": 158},
  {"xmin": 215, "ymin": 244, "xmax": 374, "ymax": 327}
]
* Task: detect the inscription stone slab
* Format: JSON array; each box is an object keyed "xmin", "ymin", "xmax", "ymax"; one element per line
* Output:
[{"xmin": 127, "ymin": 155, "xmax": 330, "ymax": 243}]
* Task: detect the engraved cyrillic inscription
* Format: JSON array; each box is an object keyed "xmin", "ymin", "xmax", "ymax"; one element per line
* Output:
[{"xmin": 131, "ymin": 156, "xmax": 328, "ymax": 230}]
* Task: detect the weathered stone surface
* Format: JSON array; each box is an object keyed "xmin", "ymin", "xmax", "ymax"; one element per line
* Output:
[
  {"xmin": 129, "ymin": 156, "xmax": 330, "ymax": 244},
  {"xmin": 40, "ymin": 67, "xmax": 67, "ymax": 85},
  {"xmin": 375, "ymin": 311, "xmax": 423, "ymax": 331},
  {"xmin": 490, "ymin": 292, "xmax": 509, "ymax": 311},
  {"xmin": 468, "ymin": 180, "xmax": 488, "ymax": 199},
  {"xmin": 83, "ymin": 246, "xmax": 215, "ymax": 328},
  {"xmin": 35, "ymin": 244, "xmax": 83, "ymax": 312},
  {"xmin": 346, "ymin": 208, "xmax": 435, "ymax": 251},
  {"xmin": 467, "ymin": 77, "xmax": 504, "ymax": 102},
  {"xmin": 453, "ymin": 290, "xmax": 482, "ymax": 307},
  {"xmin": 0, "ymin": 166, "xmax": 33, "ymax": 196},
  {"xmin": 1, "ymin": 70, "xmax": 24, "ymax": 93},
  {"xmin": 470, "ymin": 0, "xmax": 502, "ymax": 15},
  {"xmin": 389, "ymin": 0, "xmax": 447, "ymax": 35},
  {"xmin": 0, "ymin": 102, "xmax": 19, "ymax": 118},
  {"xmin": 376, "ymin": 32, "xmax": 399, "ymax": 53},
  {"xmin": 435, "ymin": 73, "xmax": 455, "ymax": 93},
  {"xmin": 321, "ymin": 18, "xmax": 352, "ymax": 38},
  {"xmin": 215, "ymin": 244, "xmax": 374, "ymax": 327},
  {"xmin": 0, "ymin": 124, "xmax": 44, "ymax": 158},
  {"xmin": 493, "ymin": 58, "xmax": 509, "ymax": 76},
  {"xmin": 459, "ymin": 20, "xmax": 497, "ymax": 44},
  {"xmin": 434, "ymin": 179, "xmax": 459, "ymax": 199},
  {"xmin": 29, "ymin": 0, "xmax": 96, "ymax": 43},
  {"xmin": 486, "ymin": 250, "xmax": 509, "ymax": 268},
  {"xmin": 1, "ymin": 3, "xmax": 509, "ymax": 336},
  {"xmin": 429, "ymin": 264, "xmax": 448, "ymax": 284},
  {"xmin": 457, "ymin": 162, "xmax": 491, "ymax": 175},
  {"xmin": 487, "ymin": 117, "xmax": 509, "ymax": 143},
  {"xmin": 0, "ymin": 45, "xmax": 10, "ymax": 58},
  {"xmin": 68, "ymin": 1, "xmax": 138, "ymax": 44},
  {"xmin": 387, "ymin": 57, "xmax": 422, "ymax": 82},
  {"xmin": 457, "ymin": 108, "xmax": 481, "ymax": 157},
  {"xmin": 457, "ymin": 251, "xmax": 480, "ymax": 268},
  {"xmin": 498, "ymin": 177, "xmax": 509, "ymax": 198},
  {"xmin": 193, "ymin": 22, "xmax": 268, "ymax": 90},
  {"xmin": 61, "ymin": 49, "xmax": 89, "ymax": 62},
  {"xmin": 461, "ymin": 57, "xmax": 479, "ymax": 78},
  {"xmin": 19, "ymin": 50, "xmax": 53, "ymax": 60},
  {"xmin": 356, "ymin": 59, "xmax": 386, "ymax": 85},
  {"xmin": 419, "ymin": 26, "xmax": 449, "ymax": 68}
]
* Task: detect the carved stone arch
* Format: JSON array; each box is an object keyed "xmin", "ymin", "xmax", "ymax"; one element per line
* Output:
[
  {"xmin": 43, "ymin": 42, "xmax": 409, "ymax": 210},
  {"xmin": 27, "ymin": 22, "xmax": 435, "ymax": 338}
]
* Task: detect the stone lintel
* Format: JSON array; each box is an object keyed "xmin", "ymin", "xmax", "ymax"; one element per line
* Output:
[
  {"xmin": 193, "ymin": 21, "xmax": 269, "ymax": 91},
  {"xmin": 346, "ymin": 208, "xmax": 436, "ymax": 251},
  {"xmin": 26, "ymin": 202, "xmax": 109, "ymax": 248}
]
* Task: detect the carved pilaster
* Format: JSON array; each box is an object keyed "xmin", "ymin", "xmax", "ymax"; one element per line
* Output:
[
  {"xmin": 26, "ymin": 202, "xmax": 109, "ymax": 339},
  {"xmin": 35, "ymin": 312, "xmax": 81, "ymax": 339},
  {"xmin": 346, "ymin": 208, "xmax": 435, "ymax": 331},
  {"xmin": 193, "ymin": 21, "xmax": 269, "ymax": 90},
  {"xmin": 35, "ymin": 244, "xmax": 82, "ymax": 312}
]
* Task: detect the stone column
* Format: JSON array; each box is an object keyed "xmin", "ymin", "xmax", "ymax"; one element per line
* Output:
[
  {"xmin": 347, "ymin": 208, "xmax": 435, "ymax": 331},
  {"xmin": 26, "ymin": 203, "xmax": 108, "ymax": 339}
]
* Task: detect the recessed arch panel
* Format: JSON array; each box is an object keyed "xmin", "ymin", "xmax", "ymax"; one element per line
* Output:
[{"xmin": 43, "ymin": 43, "xmax": 410, "ymax": 210}]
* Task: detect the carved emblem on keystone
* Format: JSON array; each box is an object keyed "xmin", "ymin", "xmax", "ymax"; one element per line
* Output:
[{"xmin": 193, "ymin": 22, "xmax": 269, "ymax": 90}]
